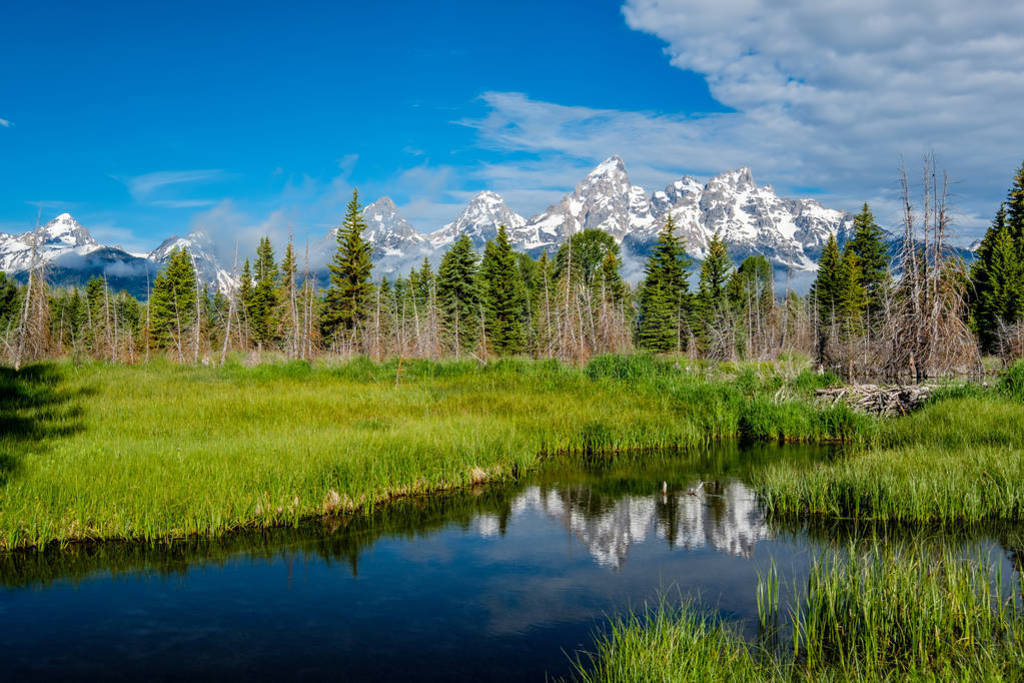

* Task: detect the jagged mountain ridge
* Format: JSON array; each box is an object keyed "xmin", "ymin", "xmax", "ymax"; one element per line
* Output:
[
  {"xmin": 0, "ymin": 157, "xmax": 893, "ymax": 295},
  {"xmin": 0, "ymin": 213, "xmax": 231, "ymax": 298},
  {"xmin": 347, "ymin": 156, "xmax": 860, "ymax": 279}
]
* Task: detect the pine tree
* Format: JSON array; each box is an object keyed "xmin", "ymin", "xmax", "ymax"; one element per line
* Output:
[
  {"xmin": 1006, "ymin": 161, "xmax": 1024, "ymax": 242},
  {"xmin": 970, "ymin": 162, "xmax": 1024, "ymax": 352},
  {"xmin": 845, "ymin": 203, "xmax": 889, "ymax": 327},
  {"xmin": 278, "ymin": 238, "xmax": 298, "ymax": 356},
  {"xmin": 836, "ymin": 250, "xmax": 867, "ymax": 337},
  {"xmin": 636, "ymin": 214, "xmax": 692, "ymax": 351},
  {"xmin": 636, "ymin": 281, "xmax": 675, "ymax": 351},
  {"xmin": 0, "ymin": 272, "xmax": 20, "ymax": 331},
  {"xmin": 971, "ymin": 206, "xmax": 1023, "ymax": 351},
  {"xmin": 437, "ymin": 234, "xmax": 480, "ymax": 357},
  {"xmin": 249, "ymin": 236, "xmax": 279, "ymax": 348},
  {"xmin": 322, "ymin": 189, "xmax": 374, "ymax": 342},
  {"xmin": 695, "ymin": 232, "xmax": 733, "ymax": 350},
  {"xmin": 479, "ymin": 224, "xmax": 527, "ymax": 355},
  {"xmin": 149, "ymin": 247, "xmax": 197, "ymax": 356},
  {"xmin": 811, "ymin": 234, "xmax": 844, "ymax": 331},
  {"xmin": 238, "ymin": 258, "xmax": 254, "ymax": 348}
]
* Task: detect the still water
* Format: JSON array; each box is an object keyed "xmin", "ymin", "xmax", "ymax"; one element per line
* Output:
[{"xmin": 0, "ymin": 445, "xmax": 1018, "ymax": 681}]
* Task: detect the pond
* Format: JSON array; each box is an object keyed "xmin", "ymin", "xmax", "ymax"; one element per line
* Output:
[{"xmin": 1, "ymin": 444, "xmax": 1019, "ymax": 681}]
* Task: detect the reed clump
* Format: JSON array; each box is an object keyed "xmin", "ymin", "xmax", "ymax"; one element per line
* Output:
[{"xmin": 578, "ymin": 545, "xmax": 1024, "ymax": 681}]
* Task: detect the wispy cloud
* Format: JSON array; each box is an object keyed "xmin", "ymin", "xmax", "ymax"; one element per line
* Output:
[
  {"xmin": 116, "ymin": 169, "xmax": 225, "ymax": 202},
  {"xmin": 0, "ymin": 118, "xmax": 12, "ymax": 128},
  {"xmin": 149, "ymin": 199, "xmax": 219, "ymax": 209}
]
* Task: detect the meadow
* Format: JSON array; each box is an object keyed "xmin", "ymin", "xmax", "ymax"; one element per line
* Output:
[
  {"xmin": 0, "ymin": 354, "xmax": 862, "ymax": 551},
  {"xmin": 6, "ymin": 353, "xmax": 1024, "ymax": 680}
]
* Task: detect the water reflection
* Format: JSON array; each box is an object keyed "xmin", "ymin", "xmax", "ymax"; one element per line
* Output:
[
  {"xmin": 1, "ymin": 444, "xmax": 1019, "ymax": 682},
  {"xmin": 508, "ymin": 479, "xmax": 770, "ymax": 569}
]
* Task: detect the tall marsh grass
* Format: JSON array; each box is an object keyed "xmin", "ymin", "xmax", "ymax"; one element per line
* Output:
[
  {"xmin": 578, "ymin": 544, "xmax": 1024, "ymax": 681},
  {"xmin": 0, "ymin": 355, "xmax": 863, "ymax": 550},
  {"xmin": 758, "ymin": 391, "xmax": 1024, "ymax": 524}
]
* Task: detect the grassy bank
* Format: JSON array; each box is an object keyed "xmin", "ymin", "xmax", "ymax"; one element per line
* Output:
[
  {"xmin": 577, "ymin": 545, "xmax": 1024, "ymax": 681},
  {"xmin": 757, "ymin": 365, "xmax": 1024, "ymax": 524},
  {"xmin": 0, "ymin": 355, "xmax": 861, "ymax": 551}
]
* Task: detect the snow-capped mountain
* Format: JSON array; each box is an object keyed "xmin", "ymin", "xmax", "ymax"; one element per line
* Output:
[
  {"xmin": 0, "ymin": 213, "xmax": 101, "ymax": 272},
  {"xmin": 0, "ymin": 156, "xmax": 890, "ymax": 297},
  {"xmin": 427, "ymin": 191, "xmax": 526, "ymax": 250},
  {"xmin": 512, "ymin": 155, "xmax": 657, "ymax": 253},
  {"xmin": 147, "ymin": 232, "xmax": 234, "ymax": 293},
  {"xmin": 415, "ymin": 155, "xmax": 856, "ymax": 277},
  {"xmin": 497, "ymin": 156, "xmax": 856, "ymax": 273},
  {"xmin": 0, "ymin": 213, "xmax": 159, "ymax": 297},
  {"xmin": 311, "ymin": 196, "xmax": 433, "ymax": 281}
]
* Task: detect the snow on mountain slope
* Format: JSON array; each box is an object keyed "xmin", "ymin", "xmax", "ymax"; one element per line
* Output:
[
  {"xmin": 147, "ymin": 232, "xmax": 234, "ymax": 293},
  {"xmin": 427, "ymin": 191, "xmax": 526, "ymax": 250},
  {"xmin": 0, "ymin": 159, "xmax": 869, "ymax": 294},
  {"xmin": 0, "ymin": 213, "xmax": 101, "ymax": 272},
  {"xmin": 416, "ymin": 156, "xmax": 854, "ymax": 275},
  {"xmin": 507, "ymin": 155, "xmax": 655, "ymax": 254}
]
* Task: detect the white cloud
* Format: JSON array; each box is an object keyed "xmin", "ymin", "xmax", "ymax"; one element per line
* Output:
[
  {"xmin": 615, "ymin": 0, "xmax": 1024, "ymax": 237},
  {"xmin": 452, "ymin": 3, "xmax": 1024, "ymax": 240},
  {"xmin": 0, "ymin": 118, "xmax": 12, "ymax": 128},
  {"xmin": 149, "ymin": 199, "xmax": 219, "ymax": 209},
  {"xmin": 117, "ymin": 169, "xmax": 225, "ymax": 202},
  {"xmin": 189, "ymin": 200, "xmax": 294, "ymax": 267}
]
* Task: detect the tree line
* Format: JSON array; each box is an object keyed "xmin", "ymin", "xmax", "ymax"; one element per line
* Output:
[{"xmin": 3, "ymin": 160, "xmax": 1023, "ymax": 378}]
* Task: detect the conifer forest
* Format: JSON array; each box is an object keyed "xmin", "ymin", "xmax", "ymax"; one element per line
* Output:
[{"xmin": 4, "ymin": 159, "xmax": 1023, "ymax": 378}]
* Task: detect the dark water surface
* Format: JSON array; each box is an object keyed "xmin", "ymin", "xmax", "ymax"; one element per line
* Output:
[{"xmin": 1, "ymin": 444, "xmax": 1019, "ymax": 681}]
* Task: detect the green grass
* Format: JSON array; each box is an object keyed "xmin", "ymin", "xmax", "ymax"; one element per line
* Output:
[
  {"xmin": 757, "ymin": 365, "xmax": 1024, "ymax": 524},
  {"xmin": 0, "ymin": 354, "xmax": 866, "ymax": 551},
  {"xmin": 578, "ymin": 545, "xmax": 1024, "ymax": 681}
]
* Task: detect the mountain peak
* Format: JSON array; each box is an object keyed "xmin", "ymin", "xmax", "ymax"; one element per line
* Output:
[
  {"xmin": 38, "ymin": 212, "xmax": 97, "ymax": 248},
  {"xmin": 469, "ymin": 190, "xmax": 505, "ymax": 204},
  {"xmin": 366, "ymin": 196, "xmax": 398, "ymax": 212},
  {"xmin": 588, "ymin": 155, "xmax": 627, "ymax": 178},
  {"xmin": 713, "ymin": 167, "xmax": 755, "ymax": 191}
]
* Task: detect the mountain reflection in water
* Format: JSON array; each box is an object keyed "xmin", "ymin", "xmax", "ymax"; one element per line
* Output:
[
  {"xmin": 482, "ymin": 479, "xmax": 770, "ymax": 569},
  {"xmin": 3, "ymin": 445, "xmax": 1018, "ymax": 682}
]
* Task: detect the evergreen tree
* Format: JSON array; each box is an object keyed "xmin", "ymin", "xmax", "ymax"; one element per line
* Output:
[
  {"xmin": 322, "ymin": 189, "xmax": 374, "ymax": 341},
  {"xmin": 437, "ymin": 235, "xmax": 479, "ymax": 356},
  {"xmin": 1006, "ymin": 161, "xmax": 1024, "ymax": 242},
  {"xmin": 811, "ymin": 234, "xmax": 844, "ymax": 331},
  {"xmin": 0, "ymin": 271, "xmax": 20, "ymax": 331},
  {"xmin": 150, "ymin": 247, "xmax": 197, "ymax": 352},
  {"xmin": 695, "ymin": 233, "xmax": 733, "ymax": 348},
  {"xmin": 845, "ymin": 203, "xmax": 889, "ymax": 326},
  {"xmin": 636, "ymin": 281, "xmax": 675, "ymax": 351},
  {"xmin": 410, "ymin": 257, "xmax": 434, "ymax": 308},
  {"xmin": 249, "ymin": 236, "xmax": 279, "ymax": 347},
  {"xmin": 238, "ymin": 258, "xmax": 254, "ymax": 346},
  {"xmin": 836, "ymin": 250, "xmax": 867, "ymax": 336},
  {"xmin": 636, "ymin": 214, "xmax": 692, "ymax": 350},
  {"xmin": 970, "ymin": 162, "xmax": 1024, "ymax": 352},
  {"xmin": 479, "ymin": 224, "xmax": 527, "ymax": 355},
  {"xmin": 278, "ymin": 238, "xmax": 298, "ymax": 353},
  {"xmin": 971, "ymin": 205, "xmax": 1024, "ymax": 350}
]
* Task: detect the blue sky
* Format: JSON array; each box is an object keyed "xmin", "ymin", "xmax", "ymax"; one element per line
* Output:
[{"xmin": 2, "ymin": 0, "xmax": 1022, "ymax": 258}]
